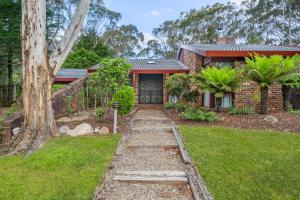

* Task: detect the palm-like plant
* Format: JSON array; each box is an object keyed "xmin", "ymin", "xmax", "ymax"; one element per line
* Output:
[
  {"xmin": 279, "ymin": 55, "xmax": 300, "ymax": 110},
  {"xmin": 200, "ymin": 66, "xmax": 242, "ymax": 112},
  {"xmin": 244, "ymin": 54, "xmax": 300, "ymax": 114}
]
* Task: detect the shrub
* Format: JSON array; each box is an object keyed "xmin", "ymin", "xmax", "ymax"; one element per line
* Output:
[
  {"xmin": 95, "ymin": 107, "xmax": 105, "ymax": 122},
  {"xmin": 287, "ymin": 105, "xmax": 300, "ymax": 116},
  {"xmin": 182, "ymin": 107, "xmax": 217, "ymax": 122},
  {"xmin": 175, "ymin": 102, "xmax": 189, "ymax": 113},
  {"xmin": 166, "ymin": 73, "xmax": 201, "ymax": 102},
  {"xmin": 164, "ymin": 102, "xmax": 175, "ymax": 109},
  {"xmin": 111, "ymin": 86, "xmax": 135, "ymax": 116},
  {"xmin": 228, "ymin": 106, "xmax": 255, "ymax": 115}
]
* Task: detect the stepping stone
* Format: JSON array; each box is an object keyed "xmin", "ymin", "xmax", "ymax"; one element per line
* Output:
[
  {"xmin": 127, "ymin": 132, "xmax": 178, "ymax": 148},
  {"xmin": 113, "ymin": 171, "xmax": 188, "ymax": 185}
]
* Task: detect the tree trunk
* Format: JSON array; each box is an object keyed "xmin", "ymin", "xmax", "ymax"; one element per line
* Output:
[
  {"xmin": 11, "ymin": 0, "xmax": 57, "ymax": 153},
  {"xmin": 11, "ymin": 0, "xmax": 90, "ymax": 154},
  {"xmin": 260, "ymin": 87, "xmax": 269, "ymax": 114},
  {"xmin": 282, "ymin": 85, "xmax": 292, "ymax": 111},
  {"xmin": 7, "ymin": 50, "xmax": 14, "ymax": 106},
  {"xmin": 215, "ymin": 97, "xmax": 222, "ymax": 113}
]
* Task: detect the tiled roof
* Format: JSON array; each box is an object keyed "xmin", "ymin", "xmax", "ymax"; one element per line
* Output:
[
  {"xmin": 183, "ymin": 44, "xmax": 300, "ymax": 52},
  {"xmin": 89, "ymin": 59, "xmax": 189, "ymax": 71},
  {"xmin": 56, "ymin": 68, "xmax": 88, "ymax": 79},
  {"xmin": 128, "ymin": 59, "xmax": 189, "ymax": 71},
  {"xmin": 180, "ymin": 44, "xmax": 300, "ymax": 57}
]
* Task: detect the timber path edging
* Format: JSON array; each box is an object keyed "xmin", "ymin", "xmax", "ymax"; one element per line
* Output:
[{"xmin": 94, "ymin": 108, "xmax": 212, "ymax": 200}]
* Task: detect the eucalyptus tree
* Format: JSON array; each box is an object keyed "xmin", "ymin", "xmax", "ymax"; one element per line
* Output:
[
  {"xmin": 13, "ymin": 0, "xmax": 90, "ymax": 153},
  {"xmin": 103, "ymin": 24, "xmax": 144, "ymax": 58}
]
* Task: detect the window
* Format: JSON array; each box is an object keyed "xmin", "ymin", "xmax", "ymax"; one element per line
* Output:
[
  {"xmin": 221, "ymin": 93, "xmax": 232, "ymax": 108},
  {"xmin": 203, "ymin": 92, "xmax": 210, "ymax": 107}
]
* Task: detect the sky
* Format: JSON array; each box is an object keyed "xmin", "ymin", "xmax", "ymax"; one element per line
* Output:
[{"xmin": 104, "ymin": 0, "xmax": 242, "ymax": 43}]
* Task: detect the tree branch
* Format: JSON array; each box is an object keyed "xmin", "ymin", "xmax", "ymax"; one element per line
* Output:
[{"xmin": 49, "ymin": 0, "xmax": 90, "ymax": 75}]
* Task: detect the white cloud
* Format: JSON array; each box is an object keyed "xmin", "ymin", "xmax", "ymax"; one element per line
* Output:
[
  {"xmin": 150, "ymin": 10, "xmax": 161, "ymax": 16},
  {"xmin": 143, "ymin": 32, "xmax": 155, "ymax": 43}
]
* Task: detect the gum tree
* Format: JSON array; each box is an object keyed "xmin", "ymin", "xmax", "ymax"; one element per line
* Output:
[{"xmin": 12, "ymin": 0, "xmax": 90, "ymax": 153}]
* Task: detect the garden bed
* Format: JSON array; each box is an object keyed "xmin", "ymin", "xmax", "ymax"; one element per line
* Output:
[{"xmin": 165, "ymin": 108, "xmax": 300, "ymax": 133}]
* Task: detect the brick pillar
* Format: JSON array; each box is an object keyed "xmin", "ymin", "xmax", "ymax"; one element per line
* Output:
[
  {"xmin": 163, "ymin": 74, "xmax": 169, "ymax": 104},
  {"xmin": 133, "ymin": 73, "xmax": 139, "ymax": 104}
]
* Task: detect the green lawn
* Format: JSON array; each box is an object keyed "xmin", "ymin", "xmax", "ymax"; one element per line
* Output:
[
  {"xmin": 180, "ymin": 126, "xmax": 300, "ymax": 200},
  {"xmin": 0, "ymin": 135, "xmax": 120, "ymax": 200}
]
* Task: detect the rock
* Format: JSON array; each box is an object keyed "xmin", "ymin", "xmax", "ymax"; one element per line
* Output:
[
  {"xmin": 12, "ymin": 127, "xmax": 22, "ymax": 136},
  {"xmin": 93, "ymin": 127, "xmax": 100, "ymax": 134},
  {"xmin": 59, "ymin": 125, "xmax": 70, "ymax": 135},
  {"xmin": 99, "ymin": 127, "xmax": 110, "ymax": 135},
  {"xmin": 264, "ymin": 115, "xmax": 279, "ymax": 124},
  {"xmin": 67, "ymin": 123, "xmax": 93, "ymax": 137}
]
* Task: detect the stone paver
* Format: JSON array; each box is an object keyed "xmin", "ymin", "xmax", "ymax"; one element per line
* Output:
[{"xmin": 95, "ymin": 109, "xmax": 194, "ymax": 200}]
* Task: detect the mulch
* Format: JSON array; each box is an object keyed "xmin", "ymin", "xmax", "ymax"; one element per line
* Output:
[
  {"xmin": 56, "ymin": 109, "xmax": 135, "ymax": 135},
  {"xmin": 164, "ymin": 109, "xmax": 300, "ymax": 133}
]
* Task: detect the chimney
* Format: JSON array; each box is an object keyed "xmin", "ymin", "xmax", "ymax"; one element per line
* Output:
[{"xmin": 217, "ymin": 37, "xmax": 236, "ymax": 44}]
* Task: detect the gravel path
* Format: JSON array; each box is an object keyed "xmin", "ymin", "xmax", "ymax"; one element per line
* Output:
[{"xmin": 94, "ymin": 109, "xmax": 194, "ymax": 200}]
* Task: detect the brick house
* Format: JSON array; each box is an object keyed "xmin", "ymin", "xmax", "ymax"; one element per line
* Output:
[{"xmin": 55, "ymin": 44, "xmax": 300, "ymax": 112}]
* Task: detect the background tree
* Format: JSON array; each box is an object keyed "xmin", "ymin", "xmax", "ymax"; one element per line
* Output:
[
  {"xmin": 103, "ymin": 24, "xmax": 144, "ymax": 58},
  {"xmin": 0, "ymin": 0, "xmax": 21, "ymax": 106},
  {"xmin": 12, "ymin": 0, "xmax": 90, "ymax": 153},
  {"xmin": 63, "ymin": 48, "xmax": 101, "ymax": 69},
  {"xmin": 200, "ymin": 67, "xmax": 242, "ymax": 112}
]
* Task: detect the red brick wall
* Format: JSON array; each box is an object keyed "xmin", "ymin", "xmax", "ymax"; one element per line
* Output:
[
  {"xmin": 234, "ymin": 62, "xmax": 283, "ymax": 112},
  {"xmin": 180, "ymin": 49, "xmax": 202, "ymax": 73}
]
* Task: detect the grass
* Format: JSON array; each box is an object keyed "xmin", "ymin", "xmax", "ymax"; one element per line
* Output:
[
  {"xmin": 180, "ymin": 126, "xmax": 300, "ymax": 200},
  {"xmin": 0, "ymin": 135, "xmax": 120, "ymax": 200},
  {"xmin": 52, "ymin": 84, "xmax": 66, "ymax": 92}
]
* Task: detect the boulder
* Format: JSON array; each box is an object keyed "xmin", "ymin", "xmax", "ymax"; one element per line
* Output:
[
  {"xmin": 93, "ymin": 127, "xmax": 100, "ymax": 134},
  {"xmin": 12, "ymin": 127, "xmax": 22, "ymax": 136},
  {"xmin": 264, "ymin": 115, "xmax": 279, "ymax": 124},
  {"xmin": 59, "ymin": 125, "xmax": 70, "ymax": 135},
  {"xmin": 99, "ymin": 127, "xmax": 110, "ymax": 135},
  {"xmin": 67, "ymin": 123, "xmax": 93, "ymax": 137}
]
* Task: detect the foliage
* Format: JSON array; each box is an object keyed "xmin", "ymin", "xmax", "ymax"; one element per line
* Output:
[
  {"xmin": 95, "ymin": 107, "xmax": 105, "ymax": 122},
  {"xmin": 228, "ymin": 106, "xmax": 255, "ymax": 115},
  {"xmin": 200, "ymin": 66, "xmax": 241, "ymax": 97},
  {"xmin": 175, "ymin": 102, "xmax": 189, "ymax": 113},
  {"xmin": 111, "ymin": 86, "xmax": 135, "ymax": 116},
  {"xmin": 52, "ymin": 84, "xmax": 65, "ymax": 92},
  {"xmin": 75, "ymin": 30, "xmax": 113, "ymax": 58},
  {"xmin": 87, "ymin": 58, "xmax": 132, "ymax": 116},
  {"xmin": 0, "ymin": 135, "xmax": 120, "ymax": 199},
  {"xmin": 166, "ymin": 74, "xmax": 201, "ymax": 102},
  {"xmin": 287, "ymin": 105, "xmax": 300, "ymax": 116},
  {"xmin": 164, "ymin": 102, "xmax": 176, "ymax": 110},
  {"xmin": 66, "ymin": 96, "xmax": 74, "ymax": 116},
  {"xmin": 140, "ymin": 1, "xmax": 300, "ymax": 58},
  {"xmin": 89, "ymin": 58, "xmax": 132, "ymax": 92},
  {"xmin": 244, "ymin": 54, "xmax": 300, "ymax": 114},
  {"xmin": 182, "ymin": 107, "xmax": 217, "ymax": 122},
  {"xmin": 103, "ymin": 24, "xmax": 144, "ymax": 58},
  {"xmin": 3, "ymin": 103, "xmax": 21, "ymax": 118},
  {"xmin": 181, "ymin": 126, "xmax": 300, "ymax": 200},
  {"xmin": 63, "ymin": 48, "xmax": 101, "ymax": 69},
  {"xmin": 200, "ymin": 66, "xmax": 241, "ymax": 112}
]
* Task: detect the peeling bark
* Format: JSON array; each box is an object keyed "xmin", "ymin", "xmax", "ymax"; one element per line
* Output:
[{"xmin": 11, "ymin": 0, "xmax": 90, "ymax": 154}]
